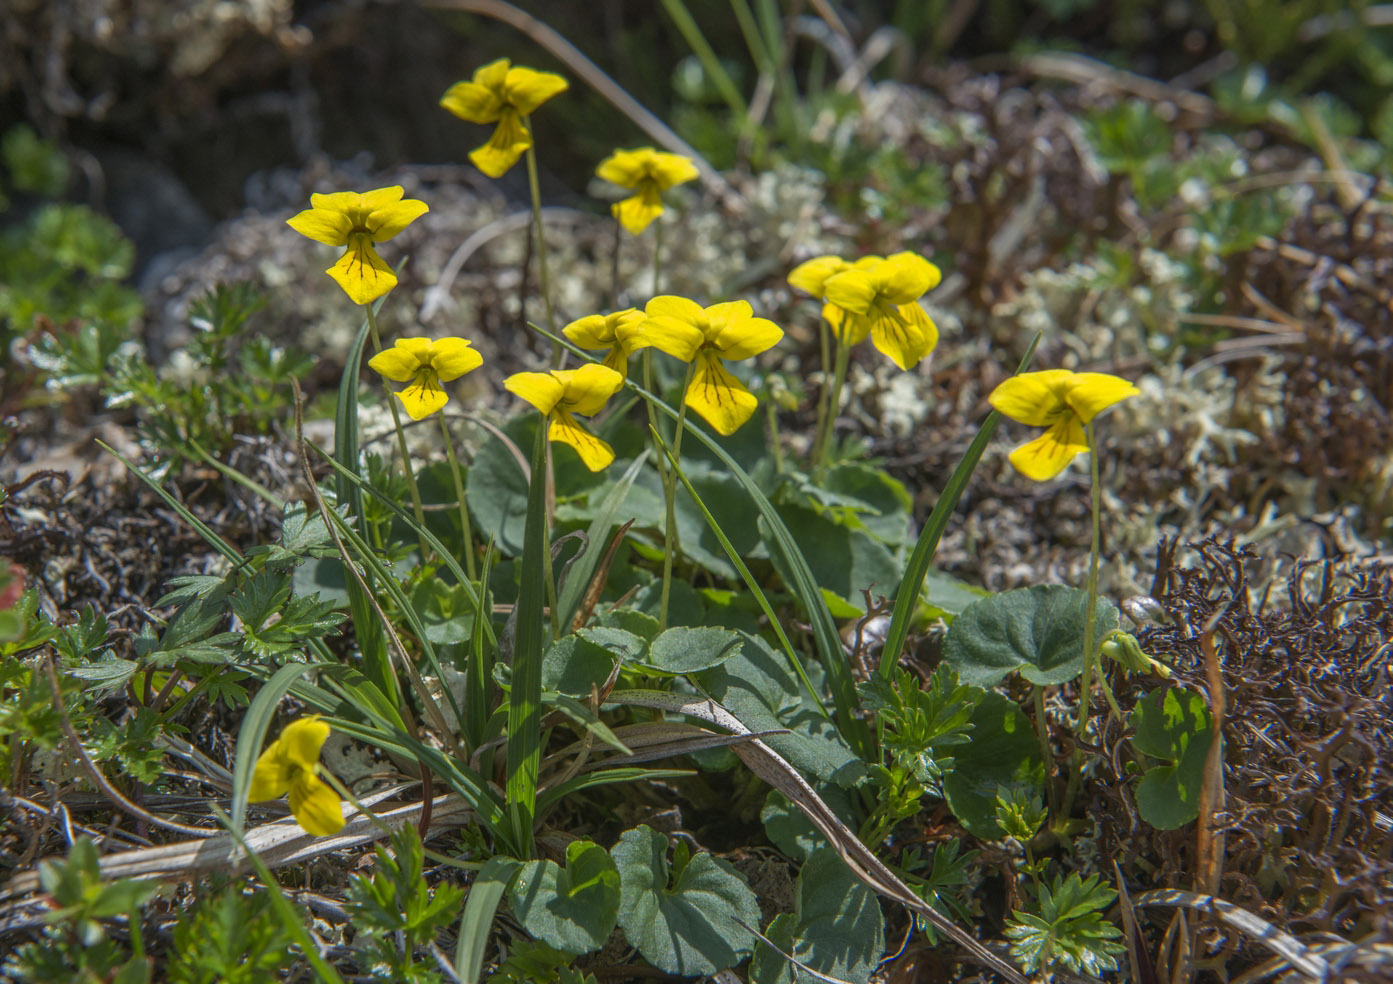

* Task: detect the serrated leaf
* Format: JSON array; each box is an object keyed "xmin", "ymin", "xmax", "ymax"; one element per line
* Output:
[
  {"xmin": 612, "ymin": 825, "xmax": 760, "ymax": 975},
  {"xmin": 508, "ymin": 840, "xmax": 621, "ymax": 955},
  {"xmin": 943, "ymin": 585, "xmax": 1119, "ymax": 687}
]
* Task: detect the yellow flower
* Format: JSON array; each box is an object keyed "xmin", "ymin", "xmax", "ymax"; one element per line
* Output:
[
  {"xmin": 286, "ymin": 186, "xmax": 429, "ymax": 305},
  {"xmin": 563, "ymin": 308, "xmax": 645, "ymax": 378},
  {"xmin": 505, "ymin": 363, "xmax": 625, "ymax": 471},
  {"xmin": 988, "ymin": 369, "xmax": 1139, "ymax": 481},
  {"xmin": 595, "ymin": 147, "xmax": 700, "ymax": 235},
  {"xmin": 794, "ymin": 251, "xmax": 942, "ymax": 370},
  {"xmin": 368, "ymin": 337, "xmax": 483, "ymax": 421},
  {"xmin": 440, "ymin": 58, "xmax": 568, "ymax": 178},
  {"xmin": 617, "ymin": 296, "xmax": 783, "ymax": 436},
  {"xmin": 249, "ymin": 717, "xmax": 344, "ymax": 837}
]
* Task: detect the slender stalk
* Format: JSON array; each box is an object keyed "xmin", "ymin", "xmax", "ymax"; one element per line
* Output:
[
  {"xmin": 1062, "ymin": 421, "xmax": 1104, "ymax": 816},
  {"xmin": 659, "ymin": 361, "xmax": 696, "ymax": 630},
  {"xmin": 765, "ymin": 398, "xmax": 784, "ymax": 475},
  {"xmin": 365, "ymin": 304, "xmax": 430, "ymax": 562},
  {"xmin": 813, "ymin": 330, "xmax": 851, "ymax": 479},
  {"xmin": 1033, "ymin": 684, "xmax": 1058, "ymax": 816},
  {"xmin": 521, "ymin": 119, "xmax": 557, "ymax": 360},
  {"xmin": 652, "ymin": 217, "xmax": 664, "ymax": 297},
  {"xmin": 542, "ymin": 439, "xmax": 560, "ymax": 638},
  {"xmin": 438, "ymin": 414, "xmax": 477, "ymax": 582}
]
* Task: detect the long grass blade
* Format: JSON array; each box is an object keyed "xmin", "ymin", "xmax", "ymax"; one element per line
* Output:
[
  {"xmin": 454, "ymin": 856, "xmax": 518, "ymax": 984},
  {"xmin": 506, "ymin": 423, "xmax": 550, "ymax": 857},
  {"xmin": 555, "ymin": 450, "xmax": 647, "ymax": 631},
  {"xmin": 877, "ymin": 334, "xmax": 1041, "ymax": 678},
  {"xmin": 231, "ymin": 662, "xmax": 328, "ymax": 835}
]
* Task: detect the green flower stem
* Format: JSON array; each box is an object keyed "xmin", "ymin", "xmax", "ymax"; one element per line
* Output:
[
  {"xmin": 521, "ymin": 120, "xmax": 558, "ymax": 365},
  {"xmin": 652, "ymin": 216, "xmax": 664, "ymax": 296},
  {"xmin": 1063, "ymin": 420, "xmax": 1104, "ymax": 817},
  {"xmin": 813, "ymin": 331, "xmax": 851, "ymax": 480},
  {"xmin": 437, "ymin": 414, "xmax": 477, "ymax": 583},
  {"xmin": 659, "ymin": 360, "xmax": 697, "ymax": 632},
  {"xmin": 1033, "ymin": 684, "xmax": 1058, "ymax": 816},
  {"xmin": 365, "ymin": 304, "xmax": 430, "ymax": 563},
  {"xmin": 542, "ymin": 440, "xmax": 560, "ymax": 638},
  {"xmin": 766, "ymin": 398, "xmax": 785, "ymax": 475}
]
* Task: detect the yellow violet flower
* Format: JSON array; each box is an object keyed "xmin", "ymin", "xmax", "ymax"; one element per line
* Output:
[
  {"xmin": 596, "ymin": 147, "xmax": 700, "ymax": 235},
  {"xmin": 795, "ymin": 251, "xmax": 941, "ymax": 371},
  {"xmin": 368, "ymin": 336, "xmax": 483, "ymax": 421},
  {"xmin": 440, "ymin": 58, "xmax": 568, "ymax": 178},
  {"xmin": 988, "ymin": 369, "xmax": 1139, "ymax": 481},
  {"xmin": 249, "ymin": 716, "xmax": 344, "ymax": 837},
  {"xmin": 286, "ymin": 186, "xmax": 429, "ymax": 305},
  {"xmin": 563, "ymin": 308, "xmax": 645, "ymax": 378},
  {"xmin": 505, "ymin": 363, "xmax": 625, "ymax": 471},
  {"xmin": 618, "ymin": 296, "xmax": 783, "ymax": 436}
]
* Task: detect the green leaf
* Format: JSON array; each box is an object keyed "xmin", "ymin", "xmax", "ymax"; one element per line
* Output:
[
  {"xmin": 541, "ymin": 634, "xmax": 619, "ymax": 697},
  {"xmin": 1005, "ymin": 872, "xmax": 1124, "ymax": 976},
  {"xmin": 750, "ymin": 848, "xmax": 885, "ymax": 984},
  {"xmin": 647, "ymin": 625, "xmax": 742, "ymax": 674},
  {"xmin": 1129, "ymin": 687, "xmax": 1216, "ymax": 830},
  {"xmin": 467, "ymin": 421, "xmax": 533, "ymax": 556},
  {"xmin": 411, "ymin": 579, "xmax": 478, "ymax": 645},
  {"xmin": 942, "ymin": 585, "xmax": 1119, "ymax": 687},
  {"xmin": 2, "ymin": 124, "xmax": 69, "ymax": 195},
  {"xmin": 759, "ymin": 785, "xmax": 856, "ymax": 863},
  {"xmin": 456, "ymin": 856, "xmax": 519, "ymax": 984},
  {"xmin": 768, "ymin": 501, "xmax": 899, "ymax": 613},
  {"xmin": 509, "ymin": 840, "xmax": 621, "ymax": 955},
  {"xmin": 941, "ymin": 693, "xmax": 1044, "ymax": 838},
  {"xmin": 612, "ymin": 825, "xmax": 760, "ymax": 975}
]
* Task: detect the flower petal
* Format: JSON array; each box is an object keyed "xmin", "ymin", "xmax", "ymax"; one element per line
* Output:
[
  {"xmin": 367, "ymin": 198, "xmax": 429, "ymax": 241},
  {"xmin": 504, "ymin": 66, "xmax": 568, "ymax": 114},
  {"xmin": 685, "ymin": 351, "xmax": 757, "ymax": 436},
  {"xmin": 505, "ymin": 371, "xmax": 566, "ymax": 415},
  {"xmin": 428, "ymin": 337, "xmax": 484, "ymax": 381},
  {"xmin": 601, "ymin": 346, "xmax": 629, "ymax": 378},
  {"xmin": 1064, "ymin": 372, "xmax": 1139, "ymax": 423},
  {"xmin": 441, "ymin": 79, "xmax": 504, "ymax": 123},
  {"xmin": 397, "ymin": 372, "xmax": 449, "ymax": 420},
  {"xmin": 286, "ymin": 207, "xmax": 352, "ymax": 247},
  {"xmin": 279, "ymin": 717, "xmax": 331, "ymax": 768},
  {"xmin": 358, "ymin": 186, "xmax": 405, "ymax": 212},
  {"xmin": 823, "ymin": 303, "xmax": 870, "ymax": 346},
  {"xmin": 650, "ymin": 152, "xmax": 699, "ymax": 190},
  {"xmin": 625, "ymin": 316, "xmax": 704, "ymax": 361},
  {"xmin": 644, "ymin": 295, "xmax": 706, "ymax": 324},
  {"xmin": 822, "ymin": 268, "xmax": 878, "ymax": 315},
  {"xmin": 596, "ymin": 148, "xmax": 647, "ymax": 188},
  {"xmin": 309, "ymin": 190, "xmax": 360, "ymax": 212},
  {"xmin": 867, "ymin": 308, "xmax": 932, "ymax": 371},
  {"xmin": 711, "ymin": 311, "xmax": 782, "ymax": 361},
  {"xmin": 563, "ymin": 314, "xmax": 615, "ymax": 348},
  {"xmin": 875, "ymin": 252, "xmax": 941, "ymax": 304},
  {"xmin": 559, "ymin": 363, "xmax": 624, "ymax": 416},
  {"xmin": 549, "ymin": 409, "xmax": 615, "ymax": 471},
  {"xmin": 288, "ymin": 773, "xmax": 345, "ymax": 836},
  {"xmin": 788, "ymin": 255, "xmax": 851, "ymax": 297},
  {"xmin": 1007, "ymin": 418, "xmax": 1088, "ymax": 482},
  {"xmin": 327, "ymin": 238, "xmax": 397, "ymax": 305},
  {"xmin": 469, "ymin": 112, "xmax": 531, "ymax": 178},
  {"xmin": 367, "ymin": 342, "xmax": 425, "ymax": 382},
  {"xmin": 248, "ymin": 744, "xmax": 293, "ymax": 801},
  {"xmin": 988, "ymin": 370, "xmax": 1078, "ymax": 427},
  {"xmin": 612, "ymin": 187, "xmax": 663, "ymax": 235}
]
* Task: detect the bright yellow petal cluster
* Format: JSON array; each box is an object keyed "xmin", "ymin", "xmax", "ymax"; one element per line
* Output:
[
  {"xmin": 787, "ymin": 251, "xmax": 942, "ymax": 370},
  {"xmin": 440, "ymin": 59, "xmax": 568, "ymax": 178},
  {"xmin": 286, "ymin": 186, "xmax": 429, "ymax": 305},
  {"xmin": 617, "ymin": 296, "xmax": 783, "ymax": 436},
  {"xmin": 368, "ymin": 336, "xmax": 484, "ymax": 421},
  {"xmin": 988, "ymin": 369, "xmax": 1139, "ymax": 481},
  {"xmin": 596, "ymin": 147, "xmax": 699, "ymax": 235},
  {"xmin": 505, "ymin": 363, "xmax": 625, "ymax": 470},
  {"xmin": 563, "ymin": 308, "xmax": 645, "ymax": 377},
  {"xmin": 248, "ymin": 717, "xmax": 344, "ymax": 837}
]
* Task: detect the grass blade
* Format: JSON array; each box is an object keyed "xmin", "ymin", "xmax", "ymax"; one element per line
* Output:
[
  {"xmin": 231, "ymin": 662, "xmax": 329, "ymax": 835},
  {"xmin": 878, "ymin": 334, "xmax": 1041, "ymax": 678},
  {"xmin": 454, "ymin": 856, "xmax": 518, "ymax": 984},
  {"xmin": 555, "ymin": 450, "xmax": 648, "ymax": 631}
]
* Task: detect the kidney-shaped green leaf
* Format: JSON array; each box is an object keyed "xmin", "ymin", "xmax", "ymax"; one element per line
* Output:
[
  {"xmin": 1129, "ymin": 687, "xmax": 1215, "ymax": 830},
  {"xmin": 508, "ymin": 840, "xmax": 621, "ymax": 955},
  {"xmin": 941, "ymin": 693, "xmax": 1045, "ymax": 838},
  {"xmin": 750, "ymin": 847, "xmax": 885, "ymax": 984},
  {"xmin": 943, "ymin": 585, "xmax": 1119, "ymax": 687},
  {"xmin": 612, "ymin": 825, "xmax": 760, "ymax": 975},
  {"xmin": 648, "ymin": 625, "xmax": 743, "ymax": 674}
]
